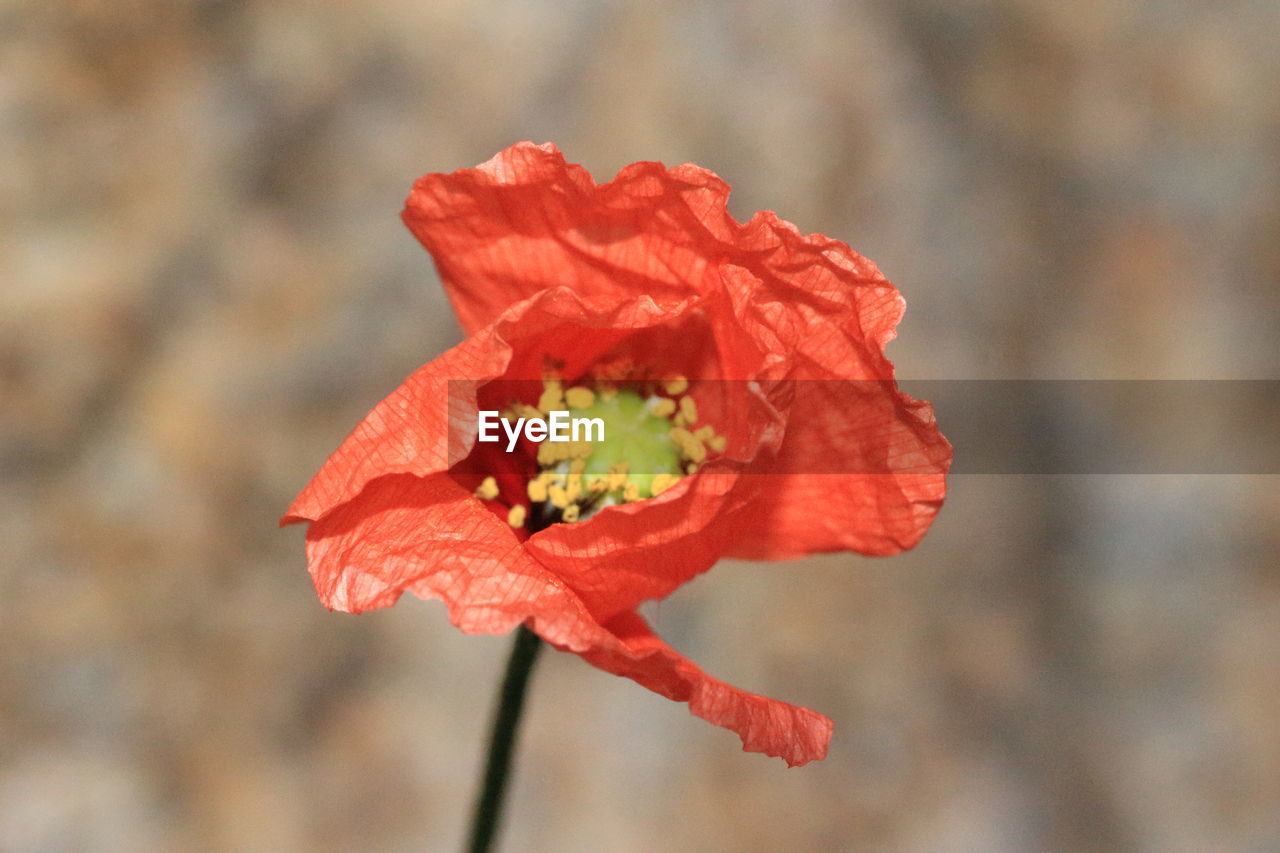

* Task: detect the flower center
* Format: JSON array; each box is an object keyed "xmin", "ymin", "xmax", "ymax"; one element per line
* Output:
[
  {"xmin": 573, "ymin": 388, "xmax": 682, "ymax": 497},
  {"xmin": 481, "ymin": 377, "xmax": 726, "ymax": 529}
]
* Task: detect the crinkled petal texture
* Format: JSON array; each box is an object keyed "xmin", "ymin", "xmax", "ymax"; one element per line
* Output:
[
  {"xmin": 286, "ymin": 142, "xmax": 952, "ymax": 766},
  {"xmin": 300, "ymin": 472, "xmax": 830, "ymax": 765},
  {"xmin": 402, "ymin": 143, "xmax": 950, "ymax": 556}
]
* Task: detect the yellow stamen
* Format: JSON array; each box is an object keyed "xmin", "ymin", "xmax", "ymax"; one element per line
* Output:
[
  {"xmin": 538, "ymin": 440, "xmax": 573, "ymax": 467},
  {"xmin": 537, "ymin": 379, "xmax": 564, "ymax": 413},
  {"xmin": 510, "ymin": 382, "xmax": 724, "ymax": 514},
  {"xmin": 507, "ymin": 505, "xmax": 527, "ymax": 528},
  {"xmin": 565, "ymin": 386, "xmax": 595, "ymax": 409},
  {"xmin": 527, "ymin": 478, "xmax": 548, "ymax": 503},
  {"xmin": 670, "ymin": 427, "xmax": 707, "ymax": 463},
  {"xmin": 606, "ymin": 462, "xmax": 630, "ymax": 491},
  {"xmin": 651, "ymin": 472, "xmax": 679, "ymax": 497},
  {"xmin": 474, "ymin": 476, "xmax": 499, "ymax": 500},
  {"xmin": 651, "ymin": 397, "xmax": 676, "ymax": 418}
]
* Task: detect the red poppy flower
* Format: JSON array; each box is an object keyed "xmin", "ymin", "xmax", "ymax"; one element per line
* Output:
[{"xmin": 282, "ymin": 142, "xmax": 950, "ymax": 766}]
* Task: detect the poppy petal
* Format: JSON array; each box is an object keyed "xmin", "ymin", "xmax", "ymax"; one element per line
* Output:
[
  {"xmin": 734, "ymin": 384, "xmax": 950, "ymax": 558},
  {"xmin": 574, "ymin": 609, "xmax": 832, "ymax": 767},
  {"xmin": 302, "ymin": 471, "xmax": 610, "ymax": 650},
  {"xmin": 282, "ymin": 331, "xmax": 509, "ymax": 527},
  {"xmin": 303, "ymin": 472, "xmax": 833, "ymax": 765},
  {"xmin": 283, "ymin": 286, "xmax": 697, "ymax": 526},
  {"xmin": 403, "ymin": 141, "xmax": 732, "ymax": 335},
  {"xmin": 525, "ymin": 470, "xmax": 758, "ymax": 620},
  {"xmin": 402, "ymin": 141, "xmax": 904, "ymax": 374}
]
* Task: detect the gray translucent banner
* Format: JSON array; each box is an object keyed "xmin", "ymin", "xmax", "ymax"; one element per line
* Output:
[
  {"xmin": 449, "ymin": 380, "xmax": 1279, "ymax": 475},
  {"xmin": 904, "ymin": 380, "xmax": 1278, "ymax": 474}
]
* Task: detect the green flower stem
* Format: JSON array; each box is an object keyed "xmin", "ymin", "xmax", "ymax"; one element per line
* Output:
[{"xmin": 466, "ymin": 624, "xmax": 543, "ymax": 853}]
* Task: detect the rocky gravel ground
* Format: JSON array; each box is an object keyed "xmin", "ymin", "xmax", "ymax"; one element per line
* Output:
[{"xmin": 2, "ymin": 2, "xmax": 1278, "ymax": 851}]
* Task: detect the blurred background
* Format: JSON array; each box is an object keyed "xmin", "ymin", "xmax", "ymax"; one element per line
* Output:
[{"xmin": 2, "ymin": 1, "xmax": 1278, "ymax": 851}]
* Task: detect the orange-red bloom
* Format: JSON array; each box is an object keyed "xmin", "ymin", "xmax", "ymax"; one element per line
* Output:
[{"xmin": 282, "ymin": 142, "xmax": 950, "ymax": 766}]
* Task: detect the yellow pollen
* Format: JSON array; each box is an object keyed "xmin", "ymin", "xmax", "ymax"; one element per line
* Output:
[
  {"xmin": 651, "ymin": 472, "xmax": 679, "ymax": 496},
  {"xmin": 708, "ymin": 435, "xmax": 726, "ymax": 453},
  {"xmin": 507, "ymin": 505, "xmax": 527, "ymax": 528},
  {"xmin": 606, "ymin": 462, "xmax": 630, "ymax": 491},
  {"xmin": 527, "ymin": 478, "xmax": 548, "ymax": 503},
  {"xmin": 565, "ymin": 386, "xmax": 595, "ymax": 409},
  {"xmin": 474, "ymin": 476, "xmax": 499, "ymax": 500},
  {"xmin": 516, "ymin": 384, "xmax": 708, "ymax": 512},
  {"xmin": 537, "ymin": 441, "xmax": 573, "ymax": 466},
  {"xmin": 651, "ymin": 397, "xmax": 676, "ymax": 418},
  {"xmin": 537, "ymin": 379, "xmax": 564, "ymax": 412},
  {"xmin": 670, "ymin": 427, "xmax": 707, "ymax": 463}
]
